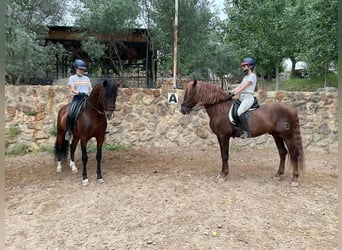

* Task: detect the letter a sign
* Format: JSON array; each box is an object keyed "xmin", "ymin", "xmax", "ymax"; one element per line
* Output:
[{"xmin": 168, "ymin": 93, "xmax": 178, "ymax": 104}]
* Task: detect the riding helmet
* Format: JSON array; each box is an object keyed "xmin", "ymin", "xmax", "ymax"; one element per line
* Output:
[
  {"xmin": 240, "ymin": 57, "xmax": 256, "ymax": 67},
  {"xmin": 73, "ymin": 59, "xmax": 87, "ymax": 70}
]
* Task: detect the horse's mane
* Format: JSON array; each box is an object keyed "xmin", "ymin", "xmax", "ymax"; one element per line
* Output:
[
  {"xmin": 90, "ymin": 78, "xmax": 117, "ymax": 98},
  {"xmin": 188, "ymin": 80, "xmax": 228, "ymax": 105}
]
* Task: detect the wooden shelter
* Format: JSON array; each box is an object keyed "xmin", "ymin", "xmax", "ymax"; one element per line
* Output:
[{"xmin": 46, "ymin": 26, "xmax": 156, "ymax": 88}]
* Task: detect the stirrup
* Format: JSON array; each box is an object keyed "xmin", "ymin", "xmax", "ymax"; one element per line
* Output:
[
  {"xmin": 240, "ymin": 131, "xmax": 250, "ymax": 139},
  {"xmin": 65, "ymin": 131, "xmax": 72, "ymax": 140}
]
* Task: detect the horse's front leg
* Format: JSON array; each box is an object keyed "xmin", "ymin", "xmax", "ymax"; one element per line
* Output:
[
  {"xmin": 96, "ymin": 138, "xmax": 104, "ymax": 183},
  {"xmin": 69, "ymin": 139, "xmax": 79, "ymax": 173},
  {"xmin": 80, "ymin": 141, "xmax": 89, "ymax": 185},
  {"xmin": 216, "ymin": 134, "xmax": 230, "ymax": 182}
]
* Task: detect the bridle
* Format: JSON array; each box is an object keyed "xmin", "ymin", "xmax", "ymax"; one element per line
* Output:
[{"xmin": 86, "ymin": 88, "xmax": 115, "ymax": 119}]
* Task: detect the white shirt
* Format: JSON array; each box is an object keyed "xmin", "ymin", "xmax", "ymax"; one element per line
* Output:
[
  {"xmin": 239, "ymin": 73, "xmax": 257, "ymax": 94},
  {"xmin": 68, "ymin": 74, "xmax": 92, "ymax": 94}
]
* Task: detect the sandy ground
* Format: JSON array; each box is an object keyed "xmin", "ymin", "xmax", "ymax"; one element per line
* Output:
[{"xmin": 5, "ymin": 146, "xmax": 338, "ymax": 249}]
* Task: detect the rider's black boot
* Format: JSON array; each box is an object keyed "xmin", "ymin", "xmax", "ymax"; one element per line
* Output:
[{"xmin": 239, "ymin": 113, "xmax": 251, "ymax": 139}]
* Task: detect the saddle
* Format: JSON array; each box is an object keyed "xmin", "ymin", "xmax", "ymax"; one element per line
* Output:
[
  {"xmin": 68, "ymin": 95, "xmax": 88, "ymax": 129},
  {"xmin": 228, "ymin": 97, "xmax": 259, "ymax": 126}
]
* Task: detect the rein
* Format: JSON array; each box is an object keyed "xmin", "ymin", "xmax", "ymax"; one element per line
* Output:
[
  {"xmin": 191, "ymin": 95, "xmax": 232, "ymax": 114},
  {"xmin": 205, "ymin": 96, "xmax": 233, "ymax": 107},
  {"xmin": 86, "ymin": 98, "xmax": 105, "ymax": 115}
]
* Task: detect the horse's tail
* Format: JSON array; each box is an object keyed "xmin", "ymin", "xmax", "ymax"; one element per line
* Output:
[
  {"xmin": 291, "ymin": 113, "xmax": 305, "ymax": 175},
  {"xmin": 54, "ymin": 137, "xmax": 69, "ymax": 163}
]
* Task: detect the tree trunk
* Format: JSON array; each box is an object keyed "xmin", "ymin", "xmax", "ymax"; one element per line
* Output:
[
  {"xmin": 275, "ymin": 61, "xmax": 279, "ymax": 91},
  {"xmin": 324, "ymin": 61, "xmax": 327, "ymax": 88}
]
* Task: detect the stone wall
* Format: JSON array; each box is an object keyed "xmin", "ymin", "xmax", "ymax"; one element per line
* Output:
[{"xmin": 5, "ymin": 85, "xmax": 338, "ymax": 153}]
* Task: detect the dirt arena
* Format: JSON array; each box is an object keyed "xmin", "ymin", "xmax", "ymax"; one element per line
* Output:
[{"xmin": 5, "ymin": 146, "xmax": 338, "ymax": 249}]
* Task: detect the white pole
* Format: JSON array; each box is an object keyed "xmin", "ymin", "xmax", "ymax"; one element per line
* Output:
[{"xmin": 173, "ymin": 0, "xmax": 179, "ymax": 88}]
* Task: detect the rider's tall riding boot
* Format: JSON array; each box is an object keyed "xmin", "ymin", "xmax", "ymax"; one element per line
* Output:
[{"xmin": 239, "ymin": 113, "xmax": 251, "ymax": 139}]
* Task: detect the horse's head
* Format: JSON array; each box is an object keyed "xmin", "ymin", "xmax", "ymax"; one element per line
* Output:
[
  {"xmin": 181, "ymin": 80, "xmax": 199, "ymax": 114},
  {"xmin": 100, "ymin": 79, "xmax": 120, "ymax": 120}
]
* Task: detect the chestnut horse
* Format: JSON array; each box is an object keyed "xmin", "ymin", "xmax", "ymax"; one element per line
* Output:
[
  {"xmin": 54, "ymin": 79, "xmax": 119, "ymax": 185},
  {"xmin": 180, "ymin": 80, "xmax": 304, "ymax": 186}
]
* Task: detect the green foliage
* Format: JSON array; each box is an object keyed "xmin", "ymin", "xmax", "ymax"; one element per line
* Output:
[
  {"xmin": 223, "ymin": 0, "xmax": 337, "ymax": 88},
  {"xmin": 6, "ymin": 124, "xmax": 20, "ymax": 136},
  {"xmin": 142, "ymin": 0, "xmax": 217, "ymax": 78},
  {"xmin": 299, "ymin": 0, "xmax": 337, "ymax": 76},
  {"xmin": 6, "ymin": 0, "xmax": 69, "ymax": 84},
  {"xmin": 5, "ymin": 0, "xmax": 338, "ymax": 90},
  {"xmin": 49, "ymin": 123, "xmax": 57, "ymax": 137},
  {"xmin": 75, "ymin": 0, "xmax": 140, "ymax": 77},
  {"xmin": 6, "ymin": 143, "xmax": 29, "ymax": 156},
  {"xmin": 81, "ymin": 36, "xmax": 106, "ymax": 64},
  {"xmin": 263, "ymin": 72, "xmax": 338, "ymax": 91}
]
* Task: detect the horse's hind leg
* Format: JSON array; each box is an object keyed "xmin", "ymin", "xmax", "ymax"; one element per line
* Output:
[
  {"xmin": 54, "ymin": 135, "xmax": 68, "ymax": 173},
  {"xmin": 272, "ymin": 135, "xmax": 287, "ymax": 178},
  {"xmin": 283, "ymin": 138, "xmax": 300, "ymax": 186}
]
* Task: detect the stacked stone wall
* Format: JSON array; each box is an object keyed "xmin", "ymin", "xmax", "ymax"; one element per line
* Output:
[{"xmin": 5, "ymin": 85, "xmax": 338, "ymax": 153}]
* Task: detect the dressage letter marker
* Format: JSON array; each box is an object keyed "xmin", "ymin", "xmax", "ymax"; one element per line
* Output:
[{"xmin": 168, "ymin": 93, "xmax": 178, "ymax": 104}]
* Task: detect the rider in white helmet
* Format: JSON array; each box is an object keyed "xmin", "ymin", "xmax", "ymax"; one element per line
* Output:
[{"xmin": 229, "ymin": 57, "xmax": 257, "ymax": 139}]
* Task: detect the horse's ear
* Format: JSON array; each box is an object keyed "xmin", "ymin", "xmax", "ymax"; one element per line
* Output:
[
  {"xmin": 193, "ymin": 79, "xmax": 197, "ymax": 88},
  {"xmin": 116, "ymin": 81, "xmax": 121, "ymax": 87},
  {"xmin": 103, "ymin": 79, "xmax": 108, "ymax": 87}
]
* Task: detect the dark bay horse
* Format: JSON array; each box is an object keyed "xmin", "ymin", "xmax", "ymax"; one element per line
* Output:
[
  {"xmin": 180, "ymin": 80, "xmax": 304, "ymax": 186},
  {"xmin": 54, "ymin": 79, "xmax": 120, "ymax": 185}
]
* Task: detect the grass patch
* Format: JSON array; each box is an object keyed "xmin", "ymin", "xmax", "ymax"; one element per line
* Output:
[
  {"xmin": 6, "ymin": 143, "xmax": 28, "ymax": 156},
  {"xmin": 87, "ymin": 142, "xmax": 131, "ymax": 153},
  {"xmin": 6, "ymin": 124, "xmax": 20, "ymax": 136},
  {"xmin": 261, "ymin": 72, "xmax": 338, "ymax": 91},
  {"xmin": 49, "ymin": 123, "xmax": 57, "ymax": 136},
  {"xmin": 38, "ymin": 145, "xmax": 54, "ymax": 154}
]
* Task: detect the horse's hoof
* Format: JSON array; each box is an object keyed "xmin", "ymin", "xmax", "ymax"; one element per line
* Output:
[
  {"xmin": 97, "ymin": 178, "xmax": 104, "ymax": 184},
  {"xmin": 274, "ymin": 173, "xmax": 284, "ymax": 181},
  {"xmin": 57, "ymin": 167, "xmax": 62, "ymax": 173},
  {"xmin": 216, "ymin": 175, "xmax": 227, "ymax": 184},
  {"xmin": 291, "ymin": 181, "xmax": 299, "ymax": 187},
  {"xmin": 82, "ymin": 179, "xmax": 89, "ymax": 186},
  {"xmin": 71, "ymin": 168, "xmax": 78, "ymax": 173}
]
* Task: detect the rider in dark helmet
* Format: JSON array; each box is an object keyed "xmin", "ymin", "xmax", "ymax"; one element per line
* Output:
[
  {"xmin": 65, "ymin": 59, "xmax": 92, "ymax": 141},
  {"xmin": 229, "ymin": 57, "xmax": 257, "ymax": 139}
]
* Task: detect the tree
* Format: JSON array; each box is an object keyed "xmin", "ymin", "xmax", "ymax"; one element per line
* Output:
[
  {"xmin": 6, "ymin": 0, "xmax": 68, "ymax": 84},
  {"xmin": 75, "ymin": 0, "xmax": 140, "ymax": 81},
  {"xmin": 223, "ymin": 0, "xmax": 337, "ymax": 89},
  {"xmin": 300, "ymin": 0, "xmax": 337, "ymax": 85},
  {"xmin": 224, "ymin": 0, "xmax": 308, "ymax": 90},
  {"xmin": 140, "ymin": 0, "xmax": 217, "ymax": 80}
]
